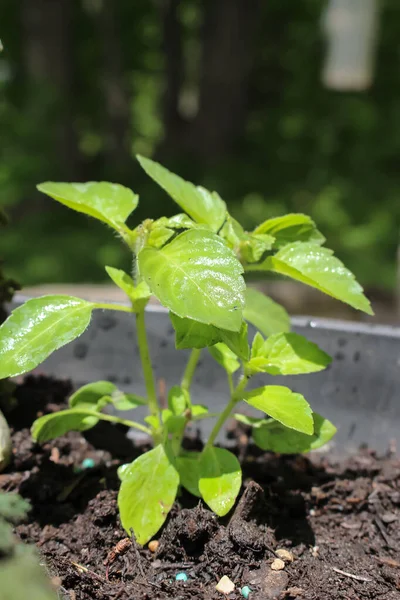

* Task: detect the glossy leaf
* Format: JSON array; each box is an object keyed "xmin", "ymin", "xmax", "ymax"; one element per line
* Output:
[
  {"xmin": 208, "ymin": 343, "xmax": 240, "ymax": 374},
  {"xmin": 243, "ymin": 386, "xmax": 313, "ymax": 434},
  {"xmin": 254, "ymin": 213, "xmax": 325, "ymax": 247},
  {"xmin": 32, "ymin": 408, "xmax": 100, "ymax": 442},
  {"xmin": 117, "ymin": 444, "xmax": 179, "ymax": 543},
  {"xmin": 105, "ymin": 266, "xmax": 136, "ymax": 297},
  {"xmin": 253, "ymin": 413, "xmax": 337, "ymax": 453},
  {"xmin": 243, "ymin": 288, "xmax": 290, "ymax": 337},
  {"xmin": 137, "ymin": 155, "xmax": 226, "ymax": 230},
  {"xmin": 139, "ymin": 229, "xmax": 245, "ymax": 332},
  {"xmin": 198, "ymin": 447, "xmax": 241, "ymax": 516},
  {"xmin": 176, "ymin": 452, "xmax": 201, "ymax": 497},
  {"xmin": 247, "ymin": 243, "xmax": 373, "ymax": 315},
  {"xmin": 170, "ymin": 313, "xmax": 249, "ymax": 360},
  {"xmin": 0, "ymin": 295, "xmax": 93, "ymax": 378},
  {"xmin": 248, "ymin": 332, "xmax": 331, "ymax": 375},
  {"xmin": 37, "ymin": 181, "xmax": 138, "ymax": 231}
]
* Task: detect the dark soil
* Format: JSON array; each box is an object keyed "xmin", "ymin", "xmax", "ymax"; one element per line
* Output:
[{"xmin": 1, "ymin": 376, "xmax": 399, "ymax": 600}]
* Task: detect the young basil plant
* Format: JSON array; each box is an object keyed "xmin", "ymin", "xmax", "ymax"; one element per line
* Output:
[{"xmin": 0, "ymin": 157, "xmax": 373, "ymax": 545}]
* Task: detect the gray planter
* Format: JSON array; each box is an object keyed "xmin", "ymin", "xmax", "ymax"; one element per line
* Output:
[{"xmin": 10, "ymin": 296, "xmax": 400, "ymax": 455}]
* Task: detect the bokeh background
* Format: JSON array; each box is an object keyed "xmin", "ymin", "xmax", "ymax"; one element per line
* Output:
[{"xmin": 0, "ymin": 0, "xmax": 399, "ymax": 320}]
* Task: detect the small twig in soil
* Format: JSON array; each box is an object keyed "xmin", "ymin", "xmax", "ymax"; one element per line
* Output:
[
  {"xmin": 374, "ymin": 516, "xmax": 395, "ymax": 549},
  {"xmin": 332, "ymin": 567, "xmax": 372, "ymax": 583},
  {"xmin": 152, "ymin": 562, "xmax": 194, "ymax": 570},
  {"xmin": 71, "ymin": 561, "xmax": 105, "ymax": 582},
  {"xmin": 373, "ymin": 556, "xmax": 400, "ymax": 568}
]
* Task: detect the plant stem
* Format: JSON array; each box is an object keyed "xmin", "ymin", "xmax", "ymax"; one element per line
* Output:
[
  {"xmin": 135, "ymin": 309, "xmax": 160, "ymax": 419},
  {"xmin": 95, "ymin": 303, "xmax": 133, "ymax": 313},
  {"xmin": 84, "ymin": 410, "xmax": 151, "ymax": 435},
  {"xmin": 181, "ymin": 348, "xmax": 201, "ymax": 391},
  {"xmin": 202, "ymin": 374, "xmax": 249, "ymax": 453}
]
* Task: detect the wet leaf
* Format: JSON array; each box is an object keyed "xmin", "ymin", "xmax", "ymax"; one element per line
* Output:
[
  {"xmin": 247, "ymin": 243, "xmax": 373, "ymax": 315},
  {"xmin": 254, "ymin": 213, "xmax": 325, "ymax": 247},
  {"xmin": 118, "ymin": 445, "xmax": 179, "ymax": 544},
  {"xmin": 0, "ymin": 296, "xmax": 93, "ymax": 378},
  {"xmin": 139, "ymin": 229, "xmax": 245, "ymax": 332},
  {"xmin": 243, "ymin": 386, "xmax": 313, "ymax": 434},
  {"xmin": 198, "ymin": 447, "xmax": 241, "ymax": 516}
]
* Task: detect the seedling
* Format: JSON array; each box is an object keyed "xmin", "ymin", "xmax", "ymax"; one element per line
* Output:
[{"xmin": 0, "ymin": 157, "xmax": 372, "ymax": 544}]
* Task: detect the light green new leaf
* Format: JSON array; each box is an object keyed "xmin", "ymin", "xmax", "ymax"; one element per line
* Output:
[
  {"xmin": 153, "ymin": 213, "xmax": 198, "ymax": 229},
  {"xmin": 243, "ymin": 287, "xmax": 290, "ymax": 337},
  {"xmin": 0, "ymin": 295, "xmax": 93, "ymax": 378},
  {"xmin": 253, "ymin": 413, "xmax": 337, "ymax": 453},
  {"xmin": 117, "ymin": 444, "xmax": 179, "ymax": 544},
  {"xmin": 198, "ymin": 447, "xmax": 241, "ymax": 516},
  {"xmin": 139, "ymin": 229, "xmax": 245, "ymax": 332},
  {"xmin": 147, "ymin": 226, "xmax": 175, "ymax": 248},
  {"xmin": 243, "ymin": 386, "xmax": 313, "ymax": 434},
  {"xmin": 105, "ymin": 266, "xmax": 136, "ymax": 297},
  {"xmin": 254, "ymin": 213, "xmax": 325, "ymax": 247},
  {"xmin": 168, "ymin": 386, "xmax": 190, "ymax": 415},
  {"xmin": 37, "ymin": 181, "xmax": 138, "ymax": 232},
  {"xmin": 248, "ymin": 332, "xmax": 331, "ymax": 375},
  {"xmin": 190, "ymin": 405, "xmax": 214, "ymax": 420},
  {"xmin": 170, "ymin": 313, "xmax": 249, "ymax": 360},
  {"xmin": 111, "ymin": 391, "xmax": 147, "ymax": 411},
  {"xmin": 176, "ymin": 452, "xmax": 201, "ymax": 497},
  {"xmin": 220, "ymin": 216, "xmax": 274, "ymax": 262},
  {"xmin": 247, "ymin": 243, "xmax": 373, "ymax": 315},
  {"xmin": 137, "ymin": 155, "xmax": 226, "ymax": 230},
  {"xmin": 32, "ymin": 408, "xmax": 100, "ymax": 442},
  {"xmin": 208, "ymin": 343, "xmax": 240, "ymax": 374}
]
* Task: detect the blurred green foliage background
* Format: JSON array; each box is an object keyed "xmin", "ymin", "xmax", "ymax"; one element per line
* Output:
[{"xmin": 0, "ymin": 0, "xmax": 399, "ymax": 292}]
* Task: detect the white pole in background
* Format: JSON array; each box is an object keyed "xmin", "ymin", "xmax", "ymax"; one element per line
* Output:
[{"xmin": 322, "ymin": 0, "xmax": 379, "ymax": 91}]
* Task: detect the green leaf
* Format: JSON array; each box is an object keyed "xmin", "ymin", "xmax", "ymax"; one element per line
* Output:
[
  {"xmin": 161, "ymin": 409, "xmax": 186, "ymax": 435},
  {"xmin": 190, "ymin": 405, "xmax": 213, "ymax": 420},
  {"xmin": 137, "ymin": 155, "xmax": 226, "ymax": 230},
  {"xmin": 243, "ymin": 288, "xmax": 290, "ymax": 337},
  {"xmin": 168, "ymin": 386, "xmax": 190, "ymax": 415},
  {"xmin": 37, "ymin": 181, "xmax": 138, "ymax": 232},
  {"xmin": 0, "ymin": 295, "xmax": 93, "ymax": 378},
  {"xmin": 198, "ymin": 447, "xmax": 241, "ymax": 516},
  {"xmin": 253, "ymin": 413, "xmax": 337, "ymax": 453},
  {"xmin": 233, "ymin": 414, "xmax": 271, "ymax": 429},
  {"xmin": 220, "ymin": 216, "xmax": 274, "ymax": 262},
  {"xmin": 247, "ymin": 332, "xmax": 331, "ymax": 375},
  {"xmin": 176, "ymin": 452, "xmax": 201, "ymax": 497},
  {"xmin": 105, "ymin": 267, "xmax": 151, "ymax": 311},
  {"xmin": 69, "ymin": 381, "xmax": 116, "ymax": 409},
  {"xmin": 254, "ymin": 213, "xmax": 325, "ymax": 247},
  {"xmin": 111, "ymin": 391, "xmax": 147, "ymax": 411},
  {"xmin": 105, "ymin": 266, "xmax": 136, "ymax": 297},
  {"xmin": 170, "ymin": 313, "xmax": 249, "ymax": 360},
  {"xmin": 248, "ymin": 243, "xmax": 373, "ymax": 315},
  {"xmin": 0, "ymin": 409, "xmax": 11, "ymax": 472},
  {"xmin": 154, "ymin": 214, "xmax": 198, "ymax": 229},
  {"xmin": 147, "ymin": 226, "xmax": 175, "ymax": 248},
  {"xmin": 208, "ymin": 343, "xmax": 240, "ymax": 374},
  {"xmin": 139, "ymin": 229, "xmax": 245, "ymax": 332},
  {"xmin": 243, "ymin": 386, "xmax": 313, "ymax": 434},
  {"xmin": 32, "ymin": 408, "xmax": 100, "ymax": 442},
  {"xmin": 117, "ymin": 444, "xmax": 179, "ymax": 544}
]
